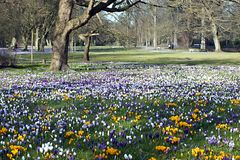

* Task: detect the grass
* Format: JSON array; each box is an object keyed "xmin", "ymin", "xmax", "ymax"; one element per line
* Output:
[{"xmin": 14, "ymin": 48, "xmax": 240, "ymax": 68}]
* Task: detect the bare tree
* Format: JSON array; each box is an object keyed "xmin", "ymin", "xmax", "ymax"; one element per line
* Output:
[
  {"xmin": 0, "ymin": 0, "xmax": 57, "ymax": 52},
  {"xmin": 175, "ymin": 0, "xmax": 240, "ymax": 52},
  {"xmin": 50, "ymin": 0, "xmax": 148, "ymax": 71},
  {"xmin": 76, "ymin": 14, "xmax": 102, "ymax": 62}
]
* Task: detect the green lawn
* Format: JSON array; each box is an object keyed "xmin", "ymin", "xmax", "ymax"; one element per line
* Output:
[{"xmin": 15, "ymin": 48, "xmax": 240, "ymax": 67}]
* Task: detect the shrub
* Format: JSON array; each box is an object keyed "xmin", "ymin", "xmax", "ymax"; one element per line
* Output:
[{"xmin": 0, "ymin": 49, "xmax": 16, "ymax": 67}]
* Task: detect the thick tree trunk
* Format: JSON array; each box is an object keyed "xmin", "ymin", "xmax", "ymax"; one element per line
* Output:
[
  {"xmin": 50, "ymin": 33, "xmax": 70, "ymax": 71},
  {"xmin": 83, "ymin": 36, "xmax": 91, "ymax": 62},
  {"xmin": 211, "ymin": 22, "xmax": 221, "ymax": 52},
  {"xmin": 64, "ymin": 34, "xmax": 70, "ymax": 64},
  {"xmin": 50, "ymin": 0, "xmax": 73, "ymax": 71}
]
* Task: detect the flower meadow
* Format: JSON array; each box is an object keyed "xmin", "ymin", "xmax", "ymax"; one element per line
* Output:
[{"xmin": 0, "ymin": 64, "xmax": 240, "ymax": 160}]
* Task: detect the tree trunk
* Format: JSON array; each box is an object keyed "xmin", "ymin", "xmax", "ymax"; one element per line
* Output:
[
  {"xmin": 153, "ymin": 7, "xmax": 157, "ymax": 49},
  {"xmin": 200, "ymin": 35, "xmax": 206, "ymax": 51},
  {"xmin": 10, "ymin": 37, "xmax": 17, "ymax": 50},
  {"xmin": 31, "ymin": 29, "xmax": 34, "ymax": 63},
  {"xmin": 145, "ymin": 33, "xmax": 148, "ymax": 48},
  {"xmin": 173, "ymin": 7, "xmax": 178, "ymax": 49},
  {"xmin": 50, "ymin": 0, "xmax": 73, "ymax": 71},
  {"xmin": 70, "ymin": 35, "xmax": 74, "ymax": 52},
  {"xmin": 173, "ymin": 31, "xmax": 178, "ymax": 48},
  {"xmin": 200, "ymin": 8, "xmax": 206, "ymax": 51},
  {"xmin": 211, "ymin": 21, "xmax": 221, "ymax": 52},
  {"xmin": 64, "ymin": 34, "xmax": 70, "ymax": 64},
  {"xmin": 50, "ymin": 32, "xmax": 70, "ymax": 71},
  {"xmin": 39, "ymin": 17, "xmax": 55, "ymax": 52},
  {"xmin": 137, "ymin": 27, "xmax": 143, "ymax": 47},
  {"xmin": 22, "ymin": 35, "xmax": 29, "ymax": 51},
  {"xmin": 39, "ymin": 36, "xmax": 45, "ymax": 52},
  {"xmin": 187, "ymin": 0, "xmax": 192, "ymax": 48},
  {"xmin": 126, "ymin": 12, "xmax": 130, "ymax": 47},
  {"xmin": 46, "ymin": 39, "xmax": 51, "ymax": 47},
  {"xmin": 83, "ymin": 36, "xmax": 91, "ymax": 62},
  {"xmin": 204, "ymin": 6, "xmax": 222, "ymax": 52},
  {"xmin": 35, "ymin": 27, "xmax": 40, "ymax": 51}
]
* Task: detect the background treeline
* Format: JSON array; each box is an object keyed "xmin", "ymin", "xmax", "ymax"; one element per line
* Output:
[{"xmin": 0, "ymin": 0, "xmax": 240, "ymax": 52}]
